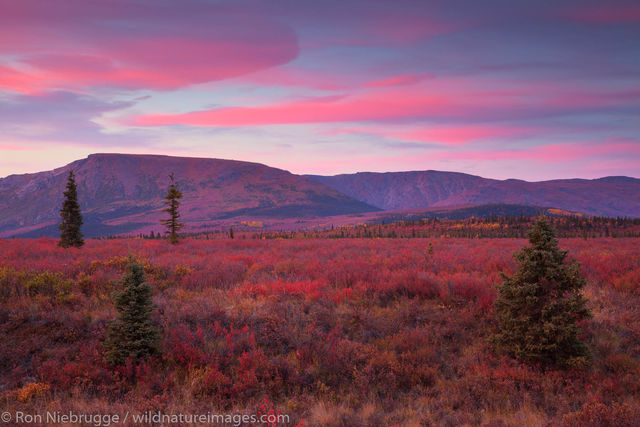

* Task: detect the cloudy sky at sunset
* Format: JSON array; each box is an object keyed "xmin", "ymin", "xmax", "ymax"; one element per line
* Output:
[{"xmin": 1, "ymin": 0, "xmax": 639, "ymax": 180}]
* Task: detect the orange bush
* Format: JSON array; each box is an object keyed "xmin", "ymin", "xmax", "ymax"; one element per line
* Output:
[{"xmin": 16, "ymin": 382, "xmax": 50, "ymax": 402}]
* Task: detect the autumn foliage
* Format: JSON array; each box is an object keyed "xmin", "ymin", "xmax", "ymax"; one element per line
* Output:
[{"xmin": 0, "ymin": 235, "xmax": 639, "ymax": 424}]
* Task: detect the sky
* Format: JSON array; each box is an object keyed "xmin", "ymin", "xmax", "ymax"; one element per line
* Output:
[{"xmin": 0, "ymin": 0, "xmax": 639, "ymax": 180}]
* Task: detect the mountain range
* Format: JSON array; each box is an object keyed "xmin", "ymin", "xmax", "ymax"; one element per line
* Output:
[
  {"xmin": 0, "ymin": 153, "xmax": 638, "ymax": 237},
  {"xmin": 309, "ymin": 171, "xmax": 640, "ymax": 217}
]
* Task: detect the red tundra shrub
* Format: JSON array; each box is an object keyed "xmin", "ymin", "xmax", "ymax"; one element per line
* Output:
[
  {"xmin": 563, "ymin": 400, "xmax": 640, "ymax": 427},
  {"xmin": 0, "ymin": 236, "xmax": 639, "ymax": 425}
]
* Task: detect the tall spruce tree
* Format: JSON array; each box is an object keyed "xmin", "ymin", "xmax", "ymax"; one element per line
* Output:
[
  {"xmin": 491, "ymin": 217, "xmax": 591, "ymax": 367},
  {"xmin": 58, "ymin": 170, "xmax": 84, "ymax": 248},
  {"xmin": 161, "ymin": 173, "xmax": 184, "ymax": 244},
  {"xmin": 104, "ymin": 257, "xmax": 160, "ymax": 366}
]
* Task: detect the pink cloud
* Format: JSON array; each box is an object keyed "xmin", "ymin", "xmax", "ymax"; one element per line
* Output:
[
  {"xmin": 448, "ymin": 141, "xmax": 640, "ymax": 163},
  {"xmin": 397, "ymin": 126, "xmax": 530, "ymax": 145},
  {"xmin": 0, "ymin": 66, "xmax": 39, "ymax": 94},
  {"xmin": 130, "ymin": 89, "xmax": 458, "ymax": 126},
  {"xmin": 324, "ymin": 124, "xmax": 532, "ymax": 146},
  {"xmin": 0, "ymin": 144, "xmax": 33, "ymax": 151},
  {"xmin": 127, "ymin": 77, "xmax": 534, "ymax": 126},
  {"xmin": 128, "ymin": 78, "xmax": 639, "ymax": 128},
  {"xmin": 0, "ymin": 1, "xmax": 299, "ymax": 92}
]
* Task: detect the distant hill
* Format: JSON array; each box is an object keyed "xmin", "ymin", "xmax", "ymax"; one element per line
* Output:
[
  {"xmin": 0, "ymin": 154, "xmax": 378, "ymax": 237},
  {"xmin": 2, "ymin": 154, "xmax": 638, "ymax": 238},
  {"xmin": 308, "ymin": 171, "xmax": 640, "ymax": 218}
]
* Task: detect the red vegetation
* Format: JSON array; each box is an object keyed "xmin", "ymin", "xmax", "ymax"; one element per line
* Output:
[{"xmin": 0, "ymin": 237, "xmax": 639, "ymax": 424}]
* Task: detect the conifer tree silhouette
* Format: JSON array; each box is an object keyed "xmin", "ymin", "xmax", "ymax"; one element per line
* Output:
[
  {"xmin": 58, "ymin": 170, "xmax": 84, "ymax": 248},
  {"xmin": 161, "ymin": 173, "xmax": 184, "ymax": 244}
]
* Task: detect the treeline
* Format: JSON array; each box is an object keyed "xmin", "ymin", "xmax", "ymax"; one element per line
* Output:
[
  {"xmin": 98, "ymin": 215, "xmax": 640, "ymax": 240},
  {"xmin": 243, "ymin": 215, "xmax": 640, "ymax": 240}
]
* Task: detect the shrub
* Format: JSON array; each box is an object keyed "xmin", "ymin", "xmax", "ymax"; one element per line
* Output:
[
  {"xmin": 17, "ymin": 382, "xmax": 50, "ymax": 402},
  {"xmin": 563, "ymin": 401, "xmax": 640, "ymax": 427}
]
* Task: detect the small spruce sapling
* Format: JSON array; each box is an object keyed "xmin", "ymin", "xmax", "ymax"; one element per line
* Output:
[
  {"xmin": 104, "ymin": 257, "xmax": 160, "ymax": 366},
  {"xmin": 491, "ymin": 217, "xmax": 591, "ymax": 368}
]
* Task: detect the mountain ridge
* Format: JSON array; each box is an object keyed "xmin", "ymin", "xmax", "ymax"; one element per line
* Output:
[
  {"xmin": 308, "ymin": 170, "xmax": 640, "ymax": 218},
  {"xmin": 1, "ymin": 153, "xmax": 639, "ymax": 238},
  {"xmin": 0, "ymin": 153, "xmax": 379, "ymax": 237}
]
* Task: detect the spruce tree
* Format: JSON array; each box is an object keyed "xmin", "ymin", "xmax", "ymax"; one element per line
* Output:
[
  {"xmin": 104, "ymin": 257, "xmax": 160, "ymax": 366},
  {"xmin": 58, "ymin": 170, "xmax": 84, "ymax": 248},
  {"xmin": 161, "ymin": 173, "xmax": 184, "ymax": 244},
  {"xmin": 491, "ymin": 217, "xmax": 591, "ymax": 367}
]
